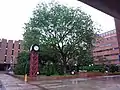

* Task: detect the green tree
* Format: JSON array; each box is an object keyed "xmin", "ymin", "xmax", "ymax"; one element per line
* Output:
[
  {"xmin": 14, "ymin": 51, "xmax": 29, "ymax": 75},
  {"xmin": 23, "ymin": 2, "xmax": 97, "ymax": 74}
]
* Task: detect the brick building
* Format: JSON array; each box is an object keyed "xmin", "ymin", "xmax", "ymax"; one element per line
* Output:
[
  {"xmin": 0, "ymin": 39, "xmax": 23, "ymax": 70},
  {"xmin": 93, "ymin": 30, "xmax": 120, "ymax": 65}
]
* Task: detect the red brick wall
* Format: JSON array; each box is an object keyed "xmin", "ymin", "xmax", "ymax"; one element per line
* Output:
[
  {"xmin": 0, "ymin": 39, "xmax": 23, "ymax": 64},
  {"xmin": 93, "ymin": 30, "xmax": 119, "ymax": 64},
  {"xmin": 115, "ymin": 18, "xmax": 120, "ymax": 53},
  {"xmin": 0, "ymin": 39, "xmax": 7, "ymax": 63}
]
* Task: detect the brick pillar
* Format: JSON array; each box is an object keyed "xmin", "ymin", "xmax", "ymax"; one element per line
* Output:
[
  {"xmin": 13, "ymin": 41, "xmax": 19, "ymax": 64},
  {"xmin": 115, "ymin": 18, "xmax": 120, "ymax": 54},
  {"xmin": 19, "ymin": 40, "xmax": 23, "ymax": 52},
  {"xmin": 6, "ymin": 40, "xmax": 13, "ymax": 64}
]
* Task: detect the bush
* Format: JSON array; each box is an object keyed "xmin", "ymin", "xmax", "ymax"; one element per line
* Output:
[
  {"xmin": 40, "ymin": 62, "xmax": 59, "ymax": 76},
  {"xmin": 79, "ymin": 65, "xmax": 104, "ymax": 72},
  {"xmin": 14, "ymin": 63, "xmax": 29, "ymax": 75},
  {"xmin": 14, "ymin": 51, "xmax": 29, "ymax": 75},
  {"xmin": 109, "ymin": 65, "xmax": 118, "ymax": 73},
  {"xmin": 14, "ymin": 51, "xmax": 60, "ymax": 75}
]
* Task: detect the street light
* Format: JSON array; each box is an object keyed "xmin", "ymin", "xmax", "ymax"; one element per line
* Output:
[
  {"xmin": 83, "ymin": 47, "xmax": 86, "ymax": 50},
  {"xmin": 74, "ymin": 63, "xmax": 77, "ymax": 66},
  {"xmin": 50, "ymin": 62, "xmax": 53, "ymax": 65},
  {"xmin": 4, "ymin": 61, "xmax": 6, "ymax": 64},
  {"xmin": 74, "ymin": 63, "xmax": 77, "ymax": 72},
  {"xmin": 89, "ymin": 65, "xmax": 91, "ymax": 67}
]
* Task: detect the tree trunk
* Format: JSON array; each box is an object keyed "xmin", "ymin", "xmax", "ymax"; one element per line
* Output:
[
  {"xmin": 60, "ymin": 52, "xmax": 67, "ymax": 74},
  {"xmin": 63, "ymin": 63, "xmax": 67, "ymax": 74},
  {"xmin": 63, "ymin": 58, "xmax": 67, "ymax": 74}
]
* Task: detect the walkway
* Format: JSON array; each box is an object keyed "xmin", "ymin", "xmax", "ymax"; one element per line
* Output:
[{"xmin": 0, "ymin": 74, "xmax": 43, "ymax": 90}]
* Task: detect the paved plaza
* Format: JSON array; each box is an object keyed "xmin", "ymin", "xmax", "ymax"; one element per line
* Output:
[
  {"xmin": 0, "ymin": 74, "xmax": 42, "ymax": 90},
  {"xmin": 1, "ymin": 74, "xmax": 120, "ymax": 90},
  {"xmin": 30, "ymin": 76, "xmax": 120, "ymax": 90}
]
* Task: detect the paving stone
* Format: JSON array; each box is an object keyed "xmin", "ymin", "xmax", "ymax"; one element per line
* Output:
[{"xmin": 0, "ymin": 74, "xmax": 44, "ymax": 90}]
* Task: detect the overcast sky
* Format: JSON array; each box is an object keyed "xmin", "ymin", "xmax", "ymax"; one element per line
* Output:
[{"xmin": 0, "ymin": 0, "xmax": 115, "ymax": 40}]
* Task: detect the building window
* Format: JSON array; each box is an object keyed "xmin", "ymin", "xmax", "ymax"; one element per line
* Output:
[
  {"xmin": 10, "ymin": 56, "xmax": 13, "ymax": 63},
  {"xmin": 6, "ymin": 43, "xmax": 8, "ymax": 48},
  {"xmin": 5, "ymin": 49, "xmax": 7, "ymax": 55},
  {"xmin": 12, "ymin": 50, "xmax": 14, "ymax": 55},
  {"xmin": 111, "ymin": 54, "xmax": 118, "ymax": 56},
  {"xmin": 106, "ymin": 38, "xmax": 109, "ymax": 40},
  {"xmin": 104, "ymin": 55, "xmax": 110, "ymax": 56},
  {"xmin": 19, "ymin": 44, "xmax": 20, "ymax": 49},
  {"xmin": 0, "ymin": 42, "xmax": 1, "ymax": 48},
  {"xmin": 12, "ymin": 44, "xmax": 14, "ymax": 49},
  {"xmin": 114, "ymin": 47, "xmax": 119, "ymax": 50},
  {"xmin": 11, "ymin": 56, "xmax": 13, "ymax": 60},
  {"xmin": 4, "ymin": 56, "xmax": 6, "ymax": 61}
]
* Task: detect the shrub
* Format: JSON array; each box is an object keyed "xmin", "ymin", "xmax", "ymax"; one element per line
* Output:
[
  {"xmin": 109, "ymin": 65, "xmax": 118, "ymax": 73},
  {"xmin": 79, "ymin": 65, "xmax": 104, "ymax": 72},
  {"xmin": 14, "ymin": 51, "xmax": 29, "ymax": 75}
]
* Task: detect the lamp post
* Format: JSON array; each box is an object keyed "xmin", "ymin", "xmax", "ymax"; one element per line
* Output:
[
  {"xmin": 74, "ymin": 63, "xmax": 77, "ymax": 72},
  {"xmin": 89, "ymin": 64, "xmax": 91, "ymax": 67}
]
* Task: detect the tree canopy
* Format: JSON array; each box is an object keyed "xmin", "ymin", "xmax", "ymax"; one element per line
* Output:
[{"xmin": 23, "ymin": 2, "xmax": 97, "ymax": 74}]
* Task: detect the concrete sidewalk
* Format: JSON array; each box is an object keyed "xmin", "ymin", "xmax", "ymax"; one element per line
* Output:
[{"xmin": 0, "ymin": 74, "xmax": 43, "ymax": 90}]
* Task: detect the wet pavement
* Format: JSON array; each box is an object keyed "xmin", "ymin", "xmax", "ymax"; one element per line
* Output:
[
  {"xmin": 0, "ymin": 74, "xmax": 43, "ymax": 90},
  {"xmin": 0, "ymin": 80, "xmax": 2, "ymax": 90},
  {"xmin": 30, "ymin": 76, "xmax": 120, "ymax": 90},
  {"xmin": 1, "ymin": 73, "xmax": 120, "ymax": 90},
  {"xmin": 0, "ymin": 80, "xmax": 5, "ymax": 90}
]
